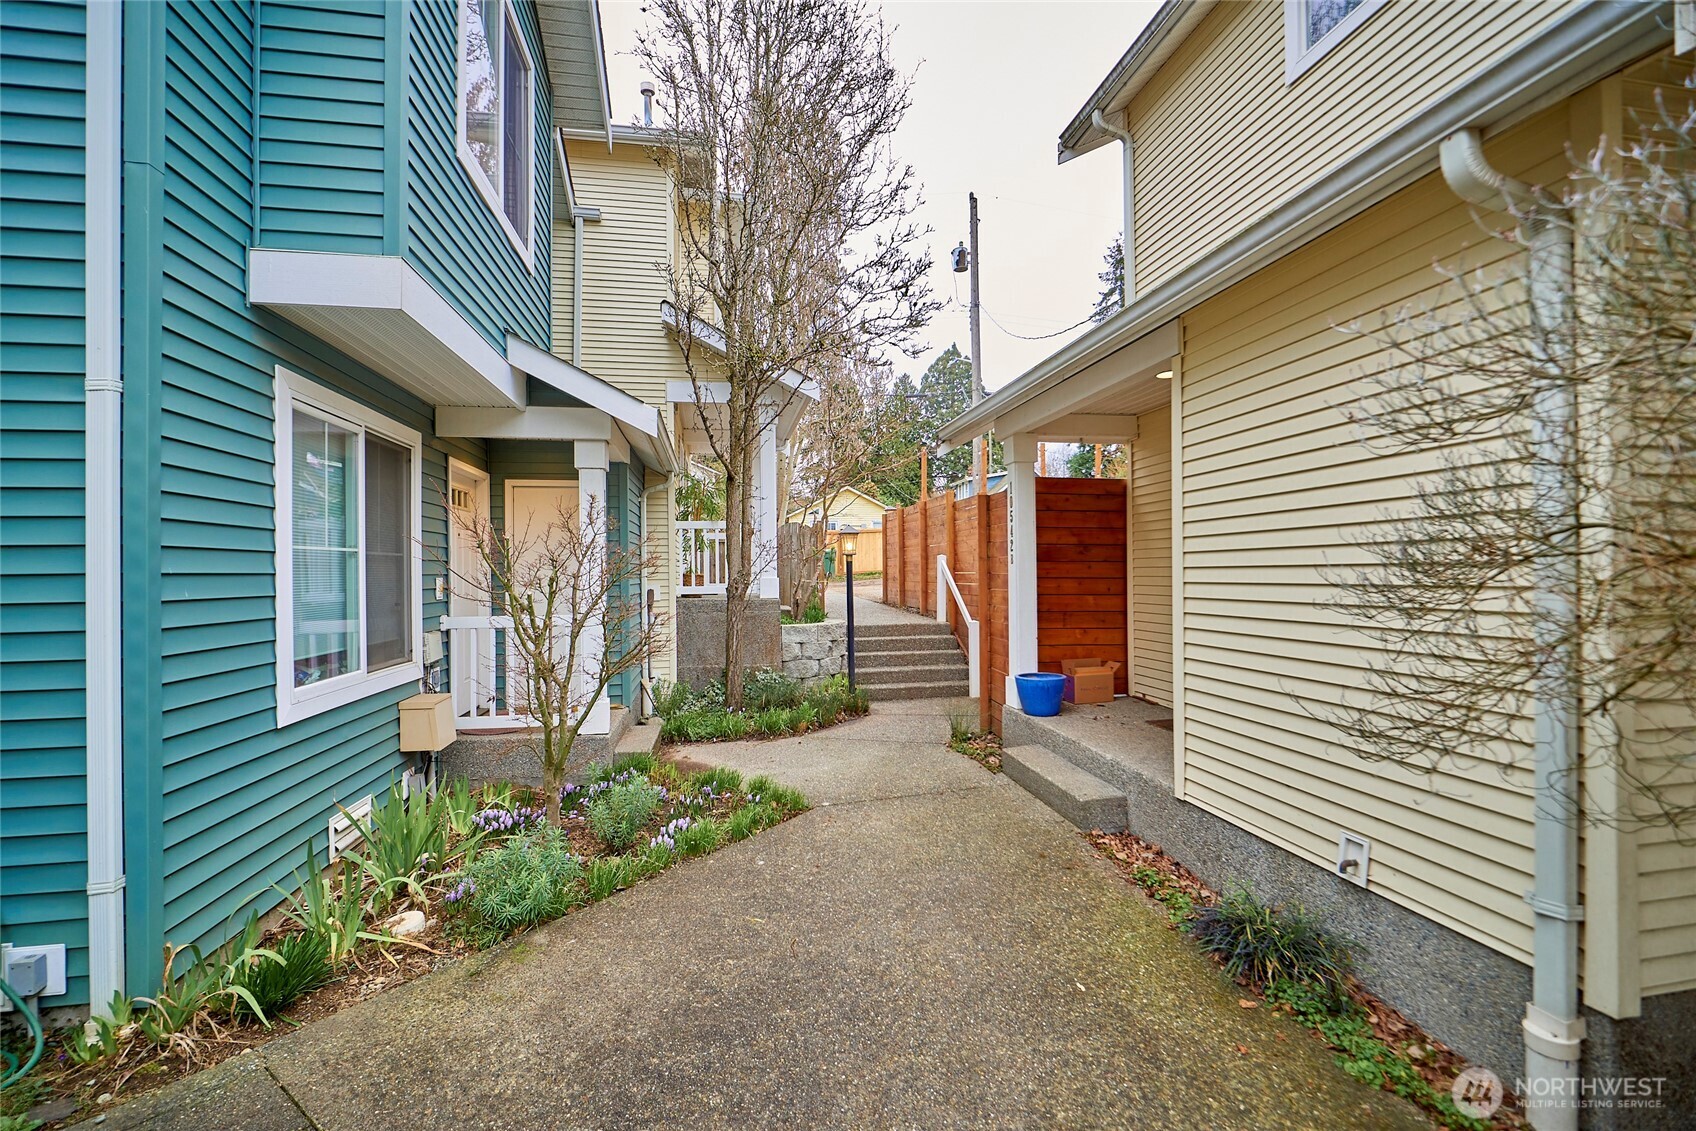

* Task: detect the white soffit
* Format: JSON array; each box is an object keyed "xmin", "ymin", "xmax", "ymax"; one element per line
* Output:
[
  {"xmin": 248, "ymin": 250, "xmax": 525, "ymax": 409},
  {"xmin": 508, "ymin": 334, "xmax": 659, "ymax": 437}
]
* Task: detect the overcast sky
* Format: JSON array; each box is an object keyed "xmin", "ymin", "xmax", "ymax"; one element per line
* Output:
[{"xmin": 596, "ymin": 0, "xmax": 1160, "ymax": 392}]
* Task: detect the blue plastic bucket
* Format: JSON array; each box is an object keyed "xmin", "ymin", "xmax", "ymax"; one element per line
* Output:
[{"xmin": 1014, "ymin": 672, "xmax": 1066, "ymax": 717}]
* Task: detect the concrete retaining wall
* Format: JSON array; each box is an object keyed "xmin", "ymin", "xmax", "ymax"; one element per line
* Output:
[
  {"xmin": 781, "ymin": 618, "xmax": 847, "ymax": 685},
  {"xmin": 674, "ymin": 595, "xmax": 781, "ymax": 690}
]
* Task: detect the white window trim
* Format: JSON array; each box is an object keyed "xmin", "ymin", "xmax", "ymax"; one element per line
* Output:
[
  {"xmin": 454, "ymin": 0, "xmax": 536, "ymax": 268},
  {"xmin": 274, "ymin": 366, "xmax": 425, "ymax": 727},
  {"xmin": 1284, "ymin": 0, "xmax": 1390, "ymax": 84}
]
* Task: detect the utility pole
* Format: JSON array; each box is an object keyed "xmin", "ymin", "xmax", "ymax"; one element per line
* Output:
[{"xmin": 969, "ymin": 192, "xmax": 985, "ymax": 494}]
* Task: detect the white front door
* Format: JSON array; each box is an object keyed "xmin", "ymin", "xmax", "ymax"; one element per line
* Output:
[{"xmin": 504, "ymin": 481, "xmax": 579, "ymax": 715}]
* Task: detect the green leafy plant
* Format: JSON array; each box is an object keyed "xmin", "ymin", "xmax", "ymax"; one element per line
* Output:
[
  {"xmin": 689, "ymin": 766, "xmax": 743, "ymax": 796},
  {"xmin": 584, "ymin": 855, "xmax": 637, "ymax": 901},
  {"xmin": 587, "ymin": 780, "xmax": 664, "ymax": 849},
  {"xmin": 226, "ymin": 920, "xmax": 332, "ymax": 1022},
  {"xmin": 274, "ymin": 843, "xmax": 372, "ymax": 965},
  {"xmin": 1264, "ymin": 980, "xmax": 1488, "ymax": 1131},
  {"xmin": 674, "ymin": 817, "xmax": 725, "ymax": 857},
  {"xmin": 652, "ymin": 679, "xmax": 695, "ymax": 717},
  {"xmin": 133, "ymin": 937, "xmax": 276, "ymax": 1052},
  {"xmin": 65, "ymin": 993, "xmax": 137, "ymax": 1065},
  {"xmin": 449, "ymin": 825, "xmax": 584, "ymax": 944},
  {"xmin": 744, "ymin": 777, "xmax": 808, "ymax": 815},
  {"xmin": 343, "ymin": 781, "xmax": 446, "ymax": 912},
  {"xmin": 742, "ymin": 669, "xmax": 803, "ymax": 711},
  {"xmin": 727, "ymin": 801, "xmax": 780, "ymax": 841},
  {"xmin": 440, "ymin": 776, "xmax": 481, "ymax": 839},
  {"xmin": 1188, "ymin": 889, "xmax": 1353, "ymax": 997}
]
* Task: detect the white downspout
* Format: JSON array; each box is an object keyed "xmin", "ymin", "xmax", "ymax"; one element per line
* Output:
[
  {"xmin": 85, "ymin": 0, "xmax": 127, "ymax": 1015},
  {"xmin": 572, "ymin": 210, "xmax": 585, "ymax": 366},
  {"xmin": 1441, "ymin": 129, "xmax": 1584, "ymax": 1131},
  {"xmin": 1092, "ymin": 109, "xmax": 1134, "ymax": 305}
]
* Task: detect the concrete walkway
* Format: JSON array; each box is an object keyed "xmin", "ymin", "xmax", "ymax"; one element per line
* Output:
[
  {"xmin": 87, "ymin": 699, "xmax": 1427, "ymax": 1131},
  {"xmin": 824, "ymin": 583, "xmax": 931, "ymax": 627}
]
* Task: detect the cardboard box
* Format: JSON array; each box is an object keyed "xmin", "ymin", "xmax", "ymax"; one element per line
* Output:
[{"xmin": 1061, "ymin": 658, "xmax": 1121, "ymax": 705}]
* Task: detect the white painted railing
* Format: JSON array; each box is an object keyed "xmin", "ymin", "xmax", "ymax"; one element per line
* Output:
[
  {"xmin": 439, "ymin": 614, "xmax": 539, "ymax": 731},
  {"xmin": 677, "ymin": 520, "xmax": 728, "ymax": 595},
  {"xmin": 936, "ymin": 554, "xmax": 981, "ymax": 698}
]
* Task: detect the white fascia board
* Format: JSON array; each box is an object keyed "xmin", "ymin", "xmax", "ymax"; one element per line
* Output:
[
  {"xmin": 248, "ymin": 250, "xmax": 525, "ymax": 408},
  {"xmin": 436, "ymin": 405, "xmax": 613, "ymax": 441},
  {"xmin": 659, "ymin": 303, "xmax": 816, "ymax": 403},
  {"xmin": 952, "ymin": 0, "xmax": 1672, "ymax": 446},
  {"xmin": 977, "ymin": 321, "xmax": 1177, "ymax": 442},
  {"xmin": 507, "ymin": 334, "xmax": 661, "ymax": 438}
]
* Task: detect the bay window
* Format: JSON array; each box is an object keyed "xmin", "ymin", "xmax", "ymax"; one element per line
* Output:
[
  {"xmin": 275, "ymin": 367, "xmax": 423, "ymax": 725},
  {"xmin": 457, "ymin": 0, "xmax": 534, "ymax": 261}
]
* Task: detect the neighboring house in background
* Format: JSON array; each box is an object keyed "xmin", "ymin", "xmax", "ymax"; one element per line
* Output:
[
  {"xmin": 940, "ymin": 1, "xmax": 1694, "ymax": 1125},
  {"xmin": 948, "ymin": 470, "xmax": 1007, "ymax": 500},
  {"xmin": 786, "ymin": 485, "xmax": 885, "ymax": 531},
  {"xmin": 0, "ymin": 0, "xmax": 681, "ymax": 1013}
]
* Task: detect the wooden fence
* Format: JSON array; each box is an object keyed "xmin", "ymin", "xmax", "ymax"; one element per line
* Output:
[{"xmin": 881, "ymin": 477, "xmax": 1127, "ymax": 731}]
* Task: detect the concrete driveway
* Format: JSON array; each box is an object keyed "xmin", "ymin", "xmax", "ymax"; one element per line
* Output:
[{"xmin": 86, "ymin": 698, "xmax": 1428, "ymax": 1131}]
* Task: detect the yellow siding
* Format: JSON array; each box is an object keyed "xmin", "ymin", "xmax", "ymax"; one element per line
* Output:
[
  {"xmin": 1176, "ymin": 108, "xmax": 1579, "ymax": 967},
  {"xmin": 555, "ymin": 140, "xmax": 690, "ymax": 407},
  {"xmin": 1129, "ymin": 406, "xmax": 1172, "ymax": 707},
  {"xmin": 1621, "ymin": 52, "xmax": 1696, "ymax": 999},
  {"xmin": 1125, "ymin": 0, "xmax": 1577, "ymax": 296}
]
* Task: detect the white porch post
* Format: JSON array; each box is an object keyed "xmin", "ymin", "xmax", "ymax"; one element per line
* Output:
[
  {"xmin": 755, "ymin": 409, "xmax": 779, "ymax": 600},
  {"xmin": 1004, "ymin": 432, "xmax": 1039, "ymax": 708},
  {"xmin": 576, "ymin": 439, "xmax": 612, "ymax": 736}
]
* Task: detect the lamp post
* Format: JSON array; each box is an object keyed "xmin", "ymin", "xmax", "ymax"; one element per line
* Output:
[{"xmin": 842, "ymin": 536, "xmax": 857, "ymax": 690}]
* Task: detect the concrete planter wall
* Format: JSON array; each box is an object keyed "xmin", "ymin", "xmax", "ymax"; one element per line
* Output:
[{"xmin": 781, "ymin": 618, "xmax": 847, "ymax": 685}]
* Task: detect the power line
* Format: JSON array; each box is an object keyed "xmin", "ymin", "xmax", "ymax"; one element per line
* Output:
[{"xmin": 980, "ymin": 304, "xmax": 1096, "ymax": 341}]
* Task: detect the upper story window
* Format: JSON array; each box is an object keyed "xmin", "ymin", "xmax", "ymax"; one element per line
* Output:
[
  {"xmin": 457, "ymin": 0, "xmax": 535, "ymax": 264},
  {"xmin": 274, "ymin": 367, "xmax": 424, "ymax": 726},
  {"xmin": 1284, "ymin": 0, "xmax": 1388, "ymax": 83}
]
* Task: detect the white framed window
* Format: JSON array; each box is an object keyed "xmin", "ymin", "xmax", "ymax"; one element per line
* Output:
[
  {"xmin": 274, "ymin": 366, "xmax": 424, "ymax": 726},
  {"xmin": 455, "ymin": 0, "xmax": 535, "ymax": 265},
  {"xmin": 1284, "ymin": 0, "xmax": 1388, "ymax": 83}
]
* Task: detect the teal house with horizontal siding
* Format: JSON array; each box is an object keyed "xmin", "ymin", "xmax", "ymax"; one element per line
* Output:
[{"xmin": 0, "ymin": 0, "xmax": 676, "ymax": 1012}]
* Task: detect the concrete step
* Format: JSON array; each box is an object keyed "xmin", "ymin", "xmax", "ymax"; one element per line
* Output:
[
  {"xmin": 856, "ymin": 634, "xmax": 963, "ymax": 654},
  {"xmin": 1001, "ymin": 744, "xmax": 1128, "ymax": 834},
  {"xmin": 856, "ymin": 656, "xmax": 969, "ymax": 679},
  {"xmin": 860, "ymin": 678, "xmax": 970, "ymax": 700},
  {"xmin": 616, "ymin": 720, "xmax": 663, "ymax": 757},
  {"xmin": 854, "ymin": 621, "xmax": 957, "ymax": 640}
]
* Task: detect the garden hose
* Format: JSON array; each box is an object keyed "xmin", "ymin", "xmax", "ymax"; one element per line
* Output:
[{"xmin": 0, "ymin": 978, "xmax": 44, "ymax": 1090}]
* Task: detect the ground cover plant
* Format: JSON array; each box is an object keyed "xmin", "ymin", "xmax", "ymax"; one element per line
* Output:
[
  {"xmin": 779, "ymin": 599, "xmax": 826, "ymax": 625},
  {"xmin": 654, "ymin": 671, "xmax": 868, "ymax": 743},
  {"xmin": 1088, "ymin": 831, "xmax": 1525, "ymax": 1131},
  {"xmin": 947, "ymin": 715, "xmax": 1002, "ymax": 773},
  {"xmin": 6, "ymin": 766, "xmax": 805, "ymax": 1129}
]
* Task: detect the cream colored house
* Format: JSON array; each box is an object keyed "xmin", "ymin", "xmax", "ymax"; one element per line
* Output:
[
  {"xmin": 941, "ymin": 3, "xmax": 1694, "ymax": 1127},
  {"xmin": 786, "ymin": 485, "xmax": 886, "ymax": 531},
  {"xmin": 552, "ymin": 123, "xmax": 813, "ymax": 683}
]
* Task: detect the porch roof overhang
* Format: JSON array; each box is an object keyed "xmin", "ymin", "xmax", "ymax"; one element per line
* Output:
[
  {"xmin": 249, "ymin": 249, "xmax": 527, "ymax": 409},
  {"xmin": 950, "ymin": 0, "xmax": 1673, "ymax": 447},
  {"xmin": 438, "ymin": 341, "xmax": 678, "ymax": 475}
]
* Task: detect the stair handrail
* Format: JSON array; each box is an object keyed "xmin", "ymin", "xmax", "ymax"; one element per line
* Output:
[{"xmin": 935, "ymin": 554, "xmax": 980, "ymax": 698}]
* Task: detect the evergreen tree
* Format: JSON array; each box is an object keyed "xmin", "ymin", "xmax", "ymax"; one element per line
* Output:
[{"xmin": 1092, "ymin": 236, "xmax": 1124, "ymax": 323}]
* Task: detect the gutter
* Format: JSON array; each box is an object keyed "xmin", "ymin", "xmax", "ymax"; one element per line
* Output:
[
  {"xmin": 1058, "ymin": 1, "xmax": 1213, "ymax": 162},
  {"xmin": 85, "ymin": 0, "xmax": 126, "ymax": 1014},
  {"xmin": 942, "ymin": 0, "xmax": 1670, "ymax": 447},
  {"xmin": 1441, "ymin": 129, "xmax": 1584, "ymax": 1131}
]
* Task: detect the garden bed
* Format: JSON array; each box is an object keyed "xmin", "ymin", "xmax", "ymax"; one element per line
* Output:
[
  {"xmin": 655, "ymin": 670, "xmax": 868, "ymax": 744},
  {"xmin": 1, "ymin": 758, "xmax": 805, "ymax": 1130},
  {"xmin": 1087, "ymin": 831, "xmax": 1526, "ymax": 1131}
]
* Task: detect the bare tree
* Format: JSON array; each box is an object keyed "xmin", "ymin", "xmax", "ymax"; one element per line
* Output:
[
  {"xmin": 636, "ymin": 0, "xmax": 936, "ymax": 708},
  {"xmin": 446, "ymin": 497, "xmax": 664, "ymax": 824},
  {"xmin": 781, "ymin": 356, "xmax": 908, "ymax": 611},
  {"xmin": 1324, "ymin": 93, "xmax": 1696, "ymax": 833}
]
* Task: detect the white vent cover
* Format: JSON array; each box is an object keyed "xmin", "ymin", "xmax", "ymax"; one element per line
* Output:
[
  {"xmin": 328, "ymin": 795, "xmax": 374, "ymax": 862},
  {"xmin": 1336, "ymin": 831, "xmax": 1371, "ymax": 887}
]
